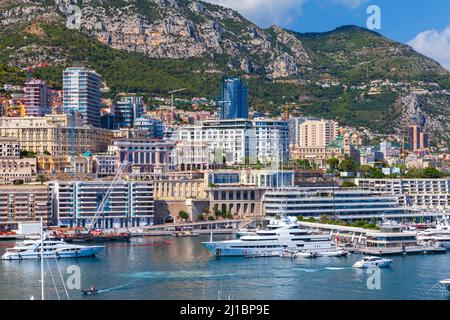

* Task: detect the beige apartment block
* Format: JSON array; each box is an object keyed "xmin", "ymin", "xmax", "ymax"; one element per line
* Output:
[
  {"xmin": 0, "ymin": 115, "xmax": 114, "ymax": 156},
  {"xmin": 0, "ymin": 184, "xmax": 52, "ymax": 228},
  {"xmin": 299, "ymin": 119, "xmax": 338, "ymax": 148}
]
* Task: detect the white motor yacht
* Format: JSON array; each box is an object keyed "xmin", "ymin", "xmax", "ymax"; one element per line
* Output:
[
  {"xmin": 203, "ymin": 223, "xmax": 335, "ymax": 257},
  {"xmin": 352, "ymin": 256, "xmax": 393, "ymax": 268},
  {"xmin": 417, "ymin": 220, "xmax": 450, "ymax": 249},
  {"xmin": 2, "ymin": 239, "xmax": 104, "ymax": 260},
  {"xmin": 236, "ymin": 216, "xmax": 297, "ymax": 237}
]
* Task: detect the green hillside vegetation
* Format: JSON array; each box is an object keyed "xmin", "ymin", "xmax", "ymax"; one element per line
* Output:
[{"xmin": 0, "ymin": 19, "xmax": 448, "ymax": 139}]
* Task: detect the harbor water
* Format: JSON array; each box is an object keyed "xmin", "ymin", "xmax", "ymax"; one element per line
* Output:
[{"xmin": 1, "ymin": 235, "xmax": 449, "ymax": 300}]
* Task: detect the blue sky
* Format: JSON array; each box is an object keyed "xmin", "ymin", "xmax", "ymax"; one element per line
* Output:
[{"xmin": 205, "ymin": 0, "xmax": 450, "ymax": 70}]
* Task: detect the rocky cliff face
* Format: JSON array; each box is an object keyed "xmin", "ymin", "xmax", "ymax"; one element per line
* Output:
[
  {"xmin": 0, "ymin": 0, "xmax": 449, "ymax": 145},
  {"xmin": 0, "ymin": 0, "xmax": 310, "ymax": 78},
  {"xmin": 397, "ymin": 93, "xmax": 450, "ymax": 145}
]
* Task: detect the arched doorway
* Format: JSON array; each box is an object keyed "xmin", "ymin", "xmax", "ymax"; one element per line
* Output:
[{"xmin": 164, "ymin": 215, "xmax": 175, "ymax": 224}]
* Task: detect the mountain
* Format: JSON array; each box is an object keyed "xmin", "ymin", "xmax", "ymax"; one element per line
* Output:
[{"xmin": 0, "ymin": 0, "xmax": 449, "ymax": 146}]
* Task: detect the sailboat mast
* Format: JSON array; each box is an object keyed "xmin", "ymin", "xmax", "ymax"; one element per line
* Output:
[{"xmin": 40, "ymin": 216, "xmax": 44, "ymax": 300}]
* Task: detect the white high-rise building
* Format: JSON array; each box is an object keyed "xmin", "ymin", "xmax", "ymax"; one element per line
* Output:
[
  {"xmin": 63, "ymin": 67, "xmax": 102, "ymax": 127},
  {"xmin": 50, "ymin": 180, "xmax": 154, "ymax": 228},
  {"xmin": 173, "ymin": 119, "xmax": 290, "ymax": 166}
]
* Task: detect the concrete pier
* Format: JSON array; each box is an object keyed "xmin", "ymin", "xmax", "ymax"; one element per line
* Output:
[{"xmin": 351, "ymin": 246, "xmax": 447, "ymax": 256}]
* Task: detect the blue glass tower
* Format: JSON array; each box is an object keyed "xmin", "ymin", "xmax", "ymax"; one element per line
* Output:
[
  {"xmin": 114, "ymin": 96, "xmax": 144, "ymax": 129},
  {"xmin": 220, "ymin": 77, "xmax": 248, "ymax": 119}
]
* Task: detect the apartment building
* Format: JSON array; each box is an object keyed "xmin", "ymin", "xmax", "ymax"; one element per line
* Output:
[
  {"xmin": 0, "ymin": 185, "xmax": 52, "ymax": 229},
  {"xmin": 356, "ymin": 178, "xmax": 450, "ymax": 209},
  {"xmin": 50, "ymin": 180, "xmax": 154, "ymax": 228}
]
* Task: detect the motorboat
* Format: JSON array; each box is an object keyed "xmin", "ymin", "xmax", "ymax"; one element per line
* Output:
[
  {"xmin": 320, "ymin": 249, "xmax": 349, "ymax": 257},
  {"xmin": 245, "ymin": 252, "xmax": 280, "ymax": 258},
  {"xmin": 439, "ymin": 279, "xmax": 450, "ymax": 291},
  {"xmin": 294, "ymin": 251, "xmax": 320, "ymax": 259},
  {"xmin": 203, "ymin": 224, "xmax": 335, "ymax": 257},
  {"xmin": 1, "ymin": 239, "xmax": 104, "ymax": 260},
  {"xmin": 82, "ymin": 287, "xmax": 99, "ymax": 296},
  {"xmin": 352, "ymin": 256, "xmax": 393, "ymax": 268}
]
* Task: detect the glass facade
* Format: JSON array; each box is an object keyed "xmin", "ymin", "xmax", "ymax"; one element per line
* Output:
[
  {"xmin": 63, "ymin": 67, "xmax": 102, "ymax": 127},
  {"xmin": 220, "ymin": 77, "xmax": 248, "ymax": 120},
  {"xmin": 114, "ymin": 96, "xmax": 144, "ymax": 129}
]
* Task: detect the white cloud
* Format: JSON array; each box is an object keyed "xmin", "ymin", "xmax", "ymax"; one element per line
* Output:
[
  {"xmin": 408, "ymin": 27, "xmax": 450, "ymax": 71},
  {"xmin": 332, "ymin": 0, "xmax": 368, "ymax": 8},
  {"xmin": 203, "ymin": 0, "xmax": 370, "ymax": 27},
  {"xmin": 204, "ymin": 0, "xmax": 306, "ymax": 27}
]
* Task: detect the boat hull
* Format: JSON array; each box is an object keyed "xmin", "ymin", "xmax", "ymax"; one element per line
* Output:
[
  {"xmin": 352, "ymin": 260, "xmax": 392, "ymax": 268},
  {"xmin": 435, "ymin": 240, "xmax": 450, "ymax": 250},
  {"xmin": 203, "ymin": 242, "xmax": 285, "ymax": 257},
  {"xmin": 1, "ymin": 247, "xmax": 104, "ymax": 260}
]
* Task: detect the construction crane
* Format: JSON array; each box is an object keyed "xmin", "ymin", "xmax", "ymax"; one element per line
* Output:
[
  {"xmin": 86, "ymin": 161, "xmax": 129, "ymax": 232},
  {"xmin": 22, "ymin": 62, "xmax": 49, "ymax": 81},
  {"xmin": 69, "ymin": 109, "xmax": 76, "ymax": 174},
  {"xmin": 402, "ymin": 130, "xmax": 406, "ymax": 161},
  {"xmin": 168, "ymin": 88, "xmax": 186, "ymax": 108}
]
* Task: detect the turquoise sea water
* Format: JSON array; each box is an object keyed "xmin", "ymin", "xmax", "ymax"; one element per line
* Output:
[{"xmin": 1, "ymin": 235, "xmax": 449, "ymax": 300}]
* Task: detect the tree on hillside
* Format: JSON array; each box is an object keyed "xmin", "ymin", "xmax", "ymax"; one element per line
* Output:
[{"xmin": 422, "ymin": 167, "xmax": 444, "ymax": 178}]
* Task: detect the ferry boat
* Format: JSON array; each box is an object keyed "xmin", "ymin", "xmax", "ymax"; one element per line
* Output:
[
  {"xmin": 203, "ymin": 224, "xmax": 335, "ymax": 257},
  {"xmin": 352, "ymin": 256, "xmax": 393, "ymax": 268},
  {"xmin": 1, "ymin": 239, "xmax": 104, "ymax": 260}
]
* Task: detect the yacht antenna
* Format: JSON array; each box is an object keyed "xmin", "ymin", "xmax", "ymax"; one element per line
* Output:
[{"xmin": 40, "ymin": 216, "xmax": 45, "ymax": 300}]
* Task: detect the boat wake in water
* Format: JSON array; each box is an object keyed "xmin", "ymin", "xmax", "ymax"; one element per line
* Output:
[
  {"xmin": 325, "ymin": 267, "xmax": 348, "ymax": 271},
  {"xmin": 83, "ymin": 281, "xmax": 137, "ymax": 296}
]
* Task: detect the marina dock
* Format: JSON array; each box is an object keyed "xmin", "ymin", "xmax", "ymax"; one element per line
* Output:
[
  {"xmin": 130, "ymin": 229, "xmax": 236, "ymax": 237},
  {"xmin": 350, "ymin": 246, "xmax": 447, "ymax": 256}
]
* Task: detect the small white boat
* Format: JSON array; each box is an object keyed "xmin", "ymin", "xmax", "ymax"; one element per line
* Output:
[
  {"xmin": 321, "ymin": 249, "xmax": 349, "ymax": 257},
  {"xmin": 439, "ymin": 279, "xmax": 450, "ymax": 291},
  {"xmin": 352, "ymin": 256, "xmax": 393, "ymax": 268},
  {"xmin": 279, "ymin": 249, "xmax": 297, "ymax": 258},
  {"xmin": 294, "ymin": 251, "xmax": 320, "ymax": 259},
  {"xmin": 245, "ymin": 251, "xmax": 279, "ymax": 258},
  {"xmin": 1, "ymin": 239, "xmax": 104, "ymax": 260}
]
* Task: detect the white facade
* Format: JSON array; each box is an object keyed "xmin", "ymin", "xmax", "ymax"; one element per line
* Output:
[
  {"xmin": 173, "ymin": 119, "xmax": 289, "ymax": 165},
  {"xmin": 356, "ymin": 178, "xmax": 450, "ymax": 210},
  {"xmin": 50, "ymin": 180, "xmax": 154, "ymax": 228},
  {"xmin": 263, "ymin": 188, "xmax": 407, "ymax": 220},
  {"xmin": 63, "ymin": 67, "xmax": 102, "ymax": 127}
]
